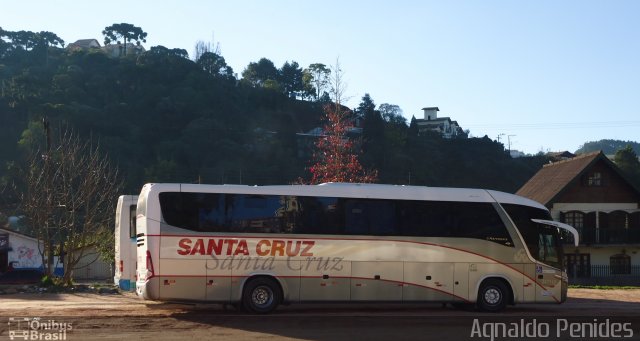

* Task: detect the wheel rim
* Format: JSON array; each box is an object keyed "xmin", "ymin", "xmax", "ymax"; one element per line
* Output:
[
  {"xmin": 484, "ymin": 287, "xmax": 502, "ymax": 305},
  {"xmin": 252, "ymin": 286, "xmax": 273, "ymax": 307}
]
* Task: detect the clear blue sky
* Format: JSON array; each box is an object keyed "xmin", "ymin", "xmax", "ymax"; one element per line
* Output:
[{"xmin": 3, "ymin": 0, "xmax": 639, "ymax": 154}]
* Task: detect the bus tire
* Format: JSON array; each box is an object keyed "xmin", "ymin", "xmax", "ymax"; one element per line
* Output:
[
  {"xmin": 477, "ymin": 279, "xmax": 508, "ymax": 312},
  {"xmin": 242, "ymin": 277, "xmax": 281, "ymax": 314}
]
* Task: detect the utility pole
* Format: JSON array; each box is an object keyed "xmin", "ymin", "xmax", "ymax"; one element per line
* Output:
[
  {"xmin": 496, "ymin": 133, "xmax": 505, "ymax": 143},
  {"xmin": 507, "ymin": 134, "xmax": 516, "ymax": 153}
]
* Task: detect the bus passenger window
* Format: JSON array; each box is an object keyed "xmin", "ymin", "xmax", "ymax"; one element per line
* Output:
[
  {"xmin": 368, "ymin": 200, "xmax": 396, "ymax": 235},
  {"xmin": 344, "ymin": 200, "xmax": 396, "ymax": 235},
  {"xmin": 345, "ymin": 200, "xmax": 368, "ymax": 235}
]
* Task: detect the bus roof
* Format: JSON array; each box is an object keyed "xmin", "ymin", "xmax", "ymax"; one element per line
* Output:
[{"xmin": 139, "ymin": 183, "xmax": 547, "ymax": 210}]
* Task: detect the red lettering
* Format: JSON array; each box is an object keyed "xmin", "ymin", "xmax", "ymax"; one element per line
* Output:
[
  {"xmin": 177, "ymin": 238, "xmax": 192, "ymax": 255},
  {"xmin": 285, "ymin": 240, "xmax": 301, "ymax": 257},
  {"xmin": 226, "ymin": 239, "xmax": 239, "ymax": 255},
  {"xmin": 300, "ymin": 241, "xmax": 315, "ymax": 256},
  {"xmin": 256, "ymin": 240, "xmax": 270, "ymax": 256},
  {"xmin": 234, "ymin": 240, "xmax": 250, "ymax": 256},
  {"xmin": 271, "ymin": 240, "xmax": 285, "ymax": 256},
  {"xmin": 190, "ymin": 239, "xmax": 205, "ymax": 255},
  {"xmin": 207, "ymin": 239, "xmax": 223, "ymax": 255}
]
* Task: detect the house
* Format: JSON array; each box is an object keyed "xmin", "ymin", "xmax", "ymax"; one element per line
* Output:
[
  {"xmin": 66, "ymin": 39, "xmax": 101, "ymax": 51},
  {"xmin": 516, "ymin": 151, "xmax": 640, "ymax": 284},
  {"xmin": 0, "ymin": 227, "xmax": 63, "ymax": 276},
  {"xmin": 1, "ymin": 218, "xmax": 111, "ymax": 280},
  {"xmin": 102, "ymin": 42, "xmax": 146, "ymax": 58},
  {"xmin": 413, "ymin": 107, "xmax": 464, "ymax": 139},
  {"xmin": 67, "ymin": 38, "xmax": 146, "ymax": 58}
]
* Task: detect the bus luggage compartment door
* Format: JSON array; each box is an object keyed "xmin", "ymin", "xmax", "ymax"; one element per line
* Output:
[
  {"xmin": 351, "ymin": 261, "xmax": 403, "ymax": 301},
  {"xmin": 403, "ymin": 262, "xmax": 454, "ymax": 301},
  {"xmin": 300, "ymin": 258, "xmax": 351, "ymax": 301},
  {"xmin": 206, "ymin": 258, "xmax": 232, "ymax": 301},
  {"xmin": 158, "ymin": 259, "xmax": 206, "ymax": 301}
]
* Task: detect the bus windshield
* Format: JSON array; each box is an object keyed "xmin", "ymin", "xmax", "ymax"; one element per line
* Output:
[{"xmin": 501, "ymin": 204, "xmax": 564, "ymax": 270}]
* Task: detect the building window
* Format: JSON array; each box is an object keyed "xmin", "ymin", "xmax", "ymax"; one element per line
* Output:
[
  {"xmin": 587, "ymin": 172, "xmax": 602, "ymax": 186},
  {"xmin": 562, "ymin": 211, "xmax": 584, "ymax": 244},
  {"xmin": 610, "ymin": 254, "xmax": 631, "ymax": 275},
  {"xmin": 564, "ymin": 253, "xmax": 591, "ymax": 278},
  {"xmin": 564, "ymin": 212, "xmax": 584, "ymax": 229}
]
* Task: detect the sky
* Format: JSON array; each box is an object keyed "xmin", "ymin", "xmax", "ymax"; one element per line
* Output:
[{"xmin": 2, "ymin": 0, "xmax": 639, "ymax": 154}]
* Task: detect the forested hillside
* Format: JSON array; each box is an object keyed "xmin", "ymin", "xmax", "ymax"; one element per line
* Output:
[
  {"xmin": 0, "ymin": 26, "xmax": 549, "ymax": 206},
  {"xmin": 576, "ymin": 140, "xmax": 640, "ymax": 156}
]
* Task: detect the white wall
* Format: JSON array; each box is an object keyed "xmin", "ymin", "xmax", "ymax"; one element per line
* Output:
[{"xmin": 3, "ymin": 230, "xmax": 63, "ymax": 274}]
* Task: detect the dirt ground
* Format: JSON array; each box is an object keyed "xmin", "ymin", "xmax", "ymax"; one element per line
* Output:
[{"xmin": 0, "ymin": 289, "xmax": 639, "ymax": 340}]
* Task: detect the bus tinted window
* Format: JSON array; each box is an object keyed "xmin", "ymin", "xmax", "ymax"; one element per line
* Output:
[
  {"xmin": 158, "ymin": 192, "xmax": 512, "ymax": 245},
  {"xmin": 397, "ymin": 201, "xmax": 512, "ymax": 245},
  {"xmin": 345, "ymin": 200, "xmax": 397, "ymax": 235},
  {"xmin": 296, "ymin": 196, "xmax": 341, "ymax": 234},
  {"xmin": 129, "ymin": 205, "xmax": 137, "ymax": 238},
  {"xmin": 501, "ymin": 204, "xmax": 563, "ymax": 269}
]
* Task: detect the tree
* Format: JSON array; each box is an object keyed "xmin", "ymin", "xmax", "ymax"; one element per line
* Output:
[
  {"xmin": 241, "ymin": 58, "xmax": 278, "ymax": 87},
  {"xmin": 148, "ymin": 45, "xmax": 189, "ymax": 59},
  {"xmin": 614, "ymin": 145, "xmax": 640, "ymax": 187},
  {"xmin": 279, "ymin": 61, "xmax": 303, "ymax": 98},
  {"xmin": 193, "ymin": 37, "xmax": 221, "ymax": 62},
  {"xmin": 356, "ymin": 93, "xmax": 376, "ymax": 119},
  {"xmin": 0, "ymin": 29, "xmax": 63, "ymax": 52},
  {"xmin": 359, "ymin": 94, "xmax": 385, "ymax": 169},
  {"xmin": 34, "ymin": 31, "xmax": 65, "ymax": 49},
  {"xmin": 304, "ymin": 63, "xmax": 331, "ymax": 101},
  {"xmin": 197, "ymin": 51, "xmax": 234, "ymax": 80},
  {"xmin": 308, "ymin": 62, "xmax": 377, "ymax": 184},
  {"xmin": 21, "ymin": 124, "xmax": 121, "ymax": 284},
  {"xmin": 379, "ymin": 103, "xmax": 405, "ymax": 125},
  {"xmin": 102, "ymin": 23, "xmax": 148, "ymax": 56}
]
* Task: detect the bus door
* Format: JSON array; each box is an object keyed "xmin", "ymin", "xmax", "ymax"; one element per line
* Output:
[{"xmin": 523, "ymin": 263, "xmax": 537, "ymax": 302}]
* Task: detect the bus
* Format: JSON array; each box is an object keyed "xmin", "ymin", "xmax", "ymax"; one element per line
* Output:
[
  {"xmin": 114, "ymin": 195, "xmax": 138, "ymax": 291},
  {"xmin": 135, "ymin": 183, "xmax": 578, "ymax": 313}
]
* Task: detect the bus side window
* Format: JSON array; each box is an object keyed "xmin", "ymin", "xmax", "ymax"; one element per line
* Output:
[
  {"xmin": 345, "ymin": 200, "xmax": 368, "ymax": 235},
  {"xmin": 368, "ymin": 200, "xmax": 396, "ymax": 235},
  {"xmin": 159, "ymin": 192, "xmax": 183, "ymax": 228},
  {"xmin": 129, "ymin": 205, "xmax": 137, "ymax": 238},
  {"xmin": 344, "ymin": 199, "xmax": 396, "ymax": 236},
  {"xmin": 198, "ymin": 193, "xmax": 225, "ymax": 232}
]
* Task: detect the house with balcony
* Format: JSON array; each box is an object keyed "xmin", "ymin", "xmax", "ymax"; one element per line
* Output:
[
  {"xmin": 516, "ymin": 151, "xmax": 640, "ymax": 284},
  {"xmin": 413, "ymin": 107, "xmax": 464, "ymax": 139}
]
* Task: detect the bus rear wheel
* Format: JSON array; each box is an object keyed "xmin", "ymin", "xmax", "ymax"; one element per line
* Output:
[
  {"xmin": 242, "ymin": 277, "xmax": 282, "ymax": 314},
  {"xmin": 477, "ymin": 279, "xmax": 508, "ymax": 312}
]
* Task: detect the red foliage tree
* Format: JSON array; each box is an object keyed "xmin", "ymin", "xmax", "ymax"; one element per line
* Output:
[{"xmin": 308, "ymin": 103, "xmax": 378, "ymax": 184}]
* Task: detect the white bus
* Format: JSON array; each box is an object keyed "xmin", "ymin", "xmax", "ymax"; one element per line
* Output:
[
  {"xmin": 135, "ymin": 183, "xmax": 578, "ymax": 313},
  {"xmin": 114, "ymin": 195, "xmax": 138, "ymax": 291}
]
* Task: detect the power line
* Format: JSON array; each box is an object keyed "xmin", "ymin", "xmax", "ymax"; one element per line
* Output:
[{"xmin": 464, "ymin": 120, "xmax": 640, "ymax": 131}]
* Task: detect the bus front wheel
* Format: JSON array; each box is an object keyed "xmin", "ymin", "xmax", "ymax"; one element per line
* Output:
[
  {"xmin": 477, "ymin": 279, "xmax": 508, "ymax": 312},
  {"xmin": 242, "ymin": 277, "xmax": 282, "ymax": 314}
]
